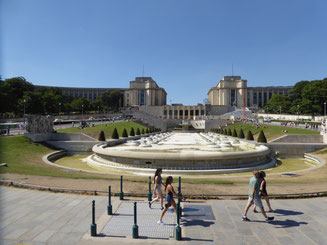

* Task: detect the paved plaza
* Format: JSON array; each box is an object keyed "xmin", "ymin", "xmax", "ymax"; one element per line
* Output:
[{"xmin": 1, "ymin": 186, "xmax": 327, "ymax": 245}]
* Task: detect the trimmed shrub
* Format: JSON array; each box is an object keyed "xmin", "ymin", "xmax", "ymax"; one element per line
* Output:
[
  {"xmin": 129, "ymin": 127, "xmax": 135, "ymax": 136},
  {"xmin": 228, "ymin": 129, "xmax": 232, "ymax": 136},
  {"xmin": 223, "ymin": 129, "xmax": 227, "ymax": 135},
  {"xmin": 136, "ymin": 128, "xmax": 141, "ymax": 135},
  {"xmin": 232, "ymin": 129, "xmax": 238, "ymax": 137},
  {"xmin": 257, "ymin": 130, "xmax": 267, "ymax": 143},
  {"xmin": 122, "ymin": 128, "xmax": 128, "ymax": 137},
  {"xmin": 98, "ymin": 131, "xmax": 106, "ymax": 141},
  {"xmin": 146, "ymin": 128, "xmax": 149, "ymax": 134},
  {"xmin": 111, "ymin": 128, "xmax": 119, "ymax": 139},
  {"xmin": 246, "ymin": 130, "xmax": 254, "ymax": 140},
  {"xmin": 238, "ymin": 128, "xmax": 245, "ymax": 139},
  {"xmin": 141, "ymin": 128, "xmax": 145, "ymax": 134}
]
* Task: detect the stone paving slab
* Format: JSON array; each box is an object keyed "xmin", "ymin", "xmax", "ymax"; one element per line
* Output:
[
  {"xmin": 101, "ymin": 201, "xmax": 176, "ymax": 238},
  {"xmin": 1, "ymin": 186, "xmax": 327, "ymax": 244}
]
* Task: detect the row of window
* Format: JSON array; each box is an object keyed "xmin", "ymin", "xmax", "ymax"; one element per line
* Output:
[
  {"xmin": 250, "ymin": 90, "xmax": 288, "ymax": 107},
  {"xmin": 163, "ymin": 110, "xmax": 205, "ymax": 117}
]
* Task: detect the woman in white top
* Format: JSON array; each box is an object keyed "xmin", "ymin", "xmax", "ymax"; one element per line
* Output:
[{"xmin": 149, "ymin": 168, "xmax": 165, "ymax": 210}]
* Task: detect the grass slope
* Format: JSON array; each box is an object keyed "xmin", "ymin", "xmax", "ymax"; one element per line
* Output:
[
  {"xmin": 57, "ymin": 121, "xmax": 148, "ymax": 139},
  {"xmin": 225, "ymin": 122, "xmax": 319, "ymax": 141}
]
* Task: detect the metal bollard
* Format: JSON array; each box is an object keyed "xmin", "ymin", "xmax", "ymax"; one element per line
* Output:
[
  {"xmin": 175, "ymin": 199, "xmax": 182, "ymax": 240},
  {"xmin": 107, "ymin": 185, "xmax": 112, "ymax": 215},
  {"xmin": 90, "ymin": 200, "xmax": 97, "ymax": 236},
  {"xmin": 148, "ymin": 176, "xmax": 152, "ymax": 201},
  {"xmin": 132, "ymin": 202, "xmax": 139, "ymax": 238},
  {"xmin": 178, "ymin": 176, "xmax": 182, "ymax": 218},
  {"xmin": 119, "ymin": 175, "xmax": 124, "ymax": 200}
]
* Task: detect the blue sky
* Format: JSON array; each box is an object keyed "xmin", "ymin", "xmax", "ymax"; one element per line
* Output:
[{"xmin": 1, "ymin": 0, "xmax": 326, "ymax": 105}]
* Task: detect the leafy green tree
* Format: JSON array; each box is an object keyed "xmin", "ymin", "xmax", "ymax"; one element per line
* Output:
[
  {"xmin": 90, "ymin": 99, "xmax": 103, "ymax": 112},
  {"xmin": 98, "ymin": 131, "xmax": 106, "ymax": 141},
  {"xmin": 232, "ymin": 129, "xmax": 238, "ymax": 137},
  {"xmin": 129, "ymin": 127, "xmax": 135, "ymax": 136},
  {"xmin": 111, "ymin": 128, "xmax": 119, "ymax": 139},
  {"xmin": 71, "ymin": 97, "xmax": 90, "ymax": 113},
  {"xmin": 257, "ymin": 130, "xmax": 267, "ymax": 143},
  {"xmin": 0, "ymin": 77, "xmax": 34, "ymax": 114},
  {"xmin": 136, "ymin": 128, "xmax": 141, "ymax": 135},
  {"xmin": 141, "ymin": 128, "xmax": 145, "ymax": 134},
  {"xmin": 264, "ymin": 94, "xmax": 291, "ymax": 114},
  {"xmin": 101, "ymin": 90, "xmax": 121, "ymax": 110},
  {"xmin": 122, "ymin": 128, "xmax": 128, "ymax": 137},
  {"xmin": 246, "ymin": 130, "xmax": 254, "ymax": 141},
  {"xmin": 238, "ymin": 128, "xmax": 245, "ymax": 139},
  {"xmin": 18, "ymin": 92, "xmax": 44, "ymax": 114},
  {"xmin": 228, "ymin": 129, "xmax": 232, "ymax": 136}
]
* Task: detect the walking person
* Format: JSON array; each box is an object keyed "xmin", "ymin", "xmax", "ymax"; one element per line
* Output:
[
  {"xmin": 149, "ymin": 168, "xmax": 164, "ymax": 210},
  {"xmin": 253, "ymin": 171, "xmax": 273, "ymax": 213},
  {"xmin": 157, "ymin": 176, "xmax": 183, "ymax": 225},
  {"xmin": 242, "ymin": 170, "xmax": 274, "ymax": 222}
]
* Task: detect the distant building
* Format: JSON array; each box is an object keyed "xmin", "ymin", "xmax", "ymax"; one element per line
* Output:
[
  {"xmin": 208, "ymin": 76, "xmax": 292, "ymax": 108},
  {"xmin": 35, "ymin": 77, "xmax": 167, "ymax": 107},
  {"xmin": 124, "ymin": 77, "xmax": 167, "ymax": 107}
]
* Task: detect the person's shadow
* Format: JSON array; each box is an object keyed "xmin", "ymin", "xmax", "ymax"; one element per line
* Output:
[
  {"xmin": 273, "ymin": 209, "xmax": 303, "ymax": 216},
  {"xmin": 271, "ymin": 219, "xmax": 308, "ymax": 228},
  {"xmin": 183, "ymin": 219, "xmax": 215, "ymax": 227}
]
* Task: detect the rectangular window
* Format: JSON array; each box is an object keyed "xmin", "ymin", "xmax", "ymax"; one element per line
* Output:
[
  {"xmin": 253, "ymin": 92, "xmax": 257, "ymax": 105},
  {"xmin": 185, "ymin": 110, "xmax": 188, "ymax": 116},
  {"xmin": 258, "ymin": 93, "xmax": 262, "ymax": 107},
  {"xmin": 179, "ymin": 110, "xmax": 183, "ymax": 116},
  {"xmin": 190, "ymin": 110, "xmax": 194, "ymax": 116},
  {"xmin": 264, "ymin": 92, "xmax": 267, "ymax": 106},
  {"xmin": 269, "ymin": 91, "xmax": 272, "ymax": 100},
  {"xmin": 89, "ymin": 93, "xmax": 92, "ymax": 100},
  {"xmin": 163, "ymin": 110, "xmax": 167, "ymax": 115},
  {"xmin": 79, "ymin": 92, "xmax": 83, "ymax": 97},
  {"xmin": 195, "ymin": 110, "xmax": 199, "ymax": 116},
  {"xmin": 231, "ymin": 89, "xmax": 236, "ymax": 106},
  {"xmin": 174, "ymin": 110, "xmax": 178, "ymax": 116},
  {"xmin": 75, "ymin": 92, "xmax": 78, "ymax": 97},
  {"xmin": 247, "ymin": 92, "xmax": 250, "ymax": 106},
  {"xmin": 140, "ymin": 90, "xmax": 145, "ymax": 105},
  {"xmin": 201, "ymin": 110, "xmax": 205, "ymax": 115},
  {"xmin": 169, "ymin": 110, "xmax": 172, "ymax": 116}
]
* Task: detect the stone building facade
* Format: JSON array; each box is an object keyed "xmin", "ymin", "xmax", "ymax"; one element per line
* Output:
[
  {"xmin": 208, "ymin": 76, "xmax": 292, "ymax": 108},
  {"xmin": 35, "ymin": 77, "xmax": 167, "ymax": 107}
]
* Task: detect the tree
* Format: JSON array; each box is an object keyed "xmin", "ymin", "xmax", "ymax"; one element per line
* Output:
[
  {"xmin": 122, "ymin": 128, "xmax": 128, "ymax": 137},
  {"xmin": 129, "ymin": 127, "xmax": 135, "ymax": 136},
  {"xmin": 232, "ymin": 129, "xmax": 238, "ymax": 137},
  {"xmin": 136, "ymin": 128, "xmax": 141, "ymax": 135},
  {"xmin": 111, "ymin": 128, "xmax": 119, "ymax": 139},
  {"xmin": 246, "ymin": 130, "xmax": 254, "ymax": 141},
  {"xmin": 264, "ymin": 94, "xmax": 291, "ymax": 114},
  {"xmin": 238, "ymin": 128, "xmax": 245, "ymax": 139},
  {"xmin": 71, "ymin": 97, "xmax": 91, "ymax": 113},
  {"xmin": 98, "ymin": 131, "xmax": 106, "ymax": 141},
  {"xmin": 257, "ymin": 130, "xmax": 267, "ymax": 143},
  {"xmin": 146, "ymin": 128, "xmax": 149, "ymax": 134},
  {"xmin": 101, "ymin": 90, "xmax": 121, "ymax": 110},
  {"xmin": 228, "ymin": 129, "xmax": 232, "ymax": 136},
  {"xmin": 141, "ymin": 128, "xmax": 145, "ymax": 134},
  {"xmin": 0, "ymin": 77, "xmax": 34, "ymax": 114}
]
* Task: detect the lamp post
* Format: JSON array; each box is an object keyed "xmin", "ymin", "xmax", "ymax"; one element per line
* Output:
[
  {"xmin": 297, "ymin": 104, "xmax": 300, "ymax": 121},
  {"xmin": 82, "ymin": 104, "xmax": 84, "ymax": 118},
  {"xmin": 58, "ymin": 103, "xmax": 61, "ymax": 127},
  {"xmin": 98, "ymin": 106, "xmax": 100, "ymax": 114},
  {"xmin": 324, "ymin": 102, "xmax": 326, "ymax": 117},
  {"xmin": 23, "ymin": 99, "xmax": 26, "ymax": 124},
  {"xmin": 279, "ymin": 106, "xmax": 281, "ymax": 119}
]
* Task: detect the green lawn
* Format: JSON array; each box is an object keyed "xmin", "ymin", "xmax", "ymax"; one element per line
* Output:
[
  {"xmin": 57, "ymin": 121, "xmax": 148, "ymax": 139},
  {"xmin": 225, "ymin": 122, "xmax": 319, "ymax": 141}
]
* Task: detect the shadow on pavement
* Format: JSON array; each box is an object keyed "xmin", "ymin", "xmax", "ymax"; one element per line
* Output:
[
  {"xmin": 182, "ymin": 237, "xmax": 214, "ymax": 242},
  {"xmin": 183, "ymin": 220, "xmax": 215, "ymax": 227},
  {"xmin": 271, "ymin": 219, "xmax": 308, "ymax": 228},
  {"xmin": 273, "ymin": 209, "xmax": 303, "ymax": 216}
]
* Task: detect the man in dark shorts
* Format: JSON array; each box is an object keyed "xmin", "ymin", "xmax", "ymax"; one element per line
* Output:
[{"xmin": 242, "ymin": 170, "xmax": 274, "ymax": 223}]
